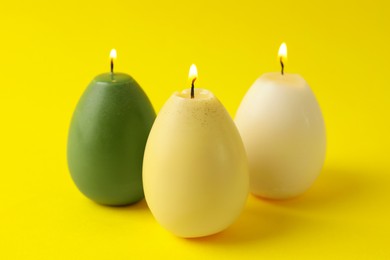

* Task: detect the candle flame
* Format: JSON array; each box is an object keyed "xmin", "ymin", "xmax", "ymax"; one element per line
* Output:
[
  {"xmin": 110, "ymin": 49, "xmax": 117, "ymax": 59},
  {"xmin": 188, "ymin": 64, "xmax": 198, "ymax": 81},
  {"xmin": 278, "ymin": 43, "xmax": 287, "ymax": 61}
]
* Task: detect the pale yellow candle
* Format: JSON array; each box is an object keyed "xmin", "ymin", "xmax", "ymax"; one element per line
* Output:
[
  {"xmin": 235, "ymin": 43, "xmax": 326, "ymax": 199},
  {"xmin": 143, "ymin": 65, "xmax": 249, "ymax": 238}
]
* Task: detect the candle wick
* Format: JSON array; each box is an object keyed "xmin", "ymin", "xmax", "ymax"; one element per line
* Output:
[
  {"xmin": 280, "ymin": 57, "xmax": 284, "ymax": 75},
  {"xmin": 110, "ymin": 58, "xmax": 114, "ymax": 74},
  {"xmin": 191, "ymin": 78, "xmax": 196, "ymax": 99}
]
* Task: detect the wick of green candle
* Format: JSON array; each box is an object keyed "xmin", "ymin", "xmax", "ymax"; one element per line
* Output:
[
  {"xmin": 280, "ymin": 57, "xmax": 284, "ymax": 75},
  {"xmin": 110, "ymin": 58, "xmax": 114, "ymax": 74},
  {"xmin": 191, "ymin": 78, "xmax": 196, "ymax": 99}
]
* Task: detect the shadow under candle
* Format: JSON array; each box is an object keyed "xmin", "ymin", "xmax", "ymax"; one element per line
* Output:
[{"xmin": 187, "ymin": 164, "xmax": 383, "ymax": 245}]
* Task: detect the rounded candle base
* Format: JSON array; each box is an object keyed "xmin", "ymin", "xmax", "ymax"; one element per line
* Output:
[
  {"xmin": 67, "ymin": 73, "xmax": 156, "ymax": 206},
  {"xmin": 235, "ymin": 73, "xmax": 326, "ymax": 200},
  {"xmin": 143, "ymin": 88, "xmax": 249, "ymax": 237}
]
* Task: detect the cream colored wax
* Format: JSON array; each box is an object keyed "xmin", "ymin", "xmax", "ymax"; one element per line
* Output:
[
  {"xmin": 143, "ymin": 88, "xmax": 249, "ymax": 238},
  {"xmin": 235, "ymin": 73, "xmax": 326, "ymax": 199}
]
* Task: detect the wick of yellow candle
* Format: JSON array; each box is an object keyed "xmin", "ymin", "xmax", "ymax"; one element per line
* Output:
[
  {"xmin": 188, "ymin": 64, "xmax": 198, "ymax": 99},
  {"xmin": 191, "ymin": 78, "xmax": 197, "ymax": 99}
]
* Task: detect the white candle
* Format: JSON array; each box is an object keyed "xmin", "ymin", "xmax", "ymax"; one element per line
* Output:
[
  {"xmin": 143, "ymin": 65, "xmax": 249, "ymax": 238},
  {"xmin": 235, "ymin": 43, "xmax": 326, "ymax": 199}
]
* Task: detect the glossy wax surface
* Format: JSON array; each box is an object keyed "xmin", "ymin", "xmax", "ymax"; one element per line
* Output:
[
  {"xmin": 143, "ymin": 88, "xmax": 249, "ymax": 238},
  {"xmin": 68, "ymin": 73, "xmax": 155, "ymax": 205}
]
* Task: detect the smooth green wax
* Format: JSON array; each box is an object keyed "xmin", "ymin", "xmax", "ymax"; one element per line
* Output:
[{"xmin": 67, "ymin": 73, "xmax": 155, "ymax": 206}]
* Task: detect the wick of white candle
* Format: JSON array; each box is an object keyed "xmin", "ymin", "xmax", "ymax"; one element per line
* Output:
[{"xmin": 280, "ymin": 57, "xmax": 284, "ymax": 75}]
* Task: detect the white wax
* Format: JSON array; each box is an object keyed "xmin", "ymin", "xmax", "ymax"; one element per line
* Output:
[
  {"xmin": 235, "ymin": 73, "xmax": 326, "ymax": 199},
  {"xmin": 143, "ymin": 88, "xmax": 249, "ymax": 238}
]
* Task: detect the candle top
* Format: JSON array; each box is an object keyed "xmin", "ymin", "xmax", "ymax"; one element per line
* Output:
[
  {"xmin": 175, "ymin": 88, "xmax": 213, "ymax": 100},
  {"xmin": 158, "ymin": 88, "xmax": 225, "ymax": 126},
  {"xmin": 259, "ymin": 72, "xmax": 307, "ymax": 89},
  {"xmin": 93, "ymin": 73, "xmax": 134, "ymax": 85}
]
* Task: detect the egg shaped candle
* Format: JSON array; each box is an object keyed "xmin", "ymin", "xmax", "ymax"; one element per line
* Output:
[
  {"xmin": 67, "ymin": 49, "xmax": 155, "ymax": 206},
  {"xmin": 143, "ymin": 65, "xmax": 249, "ymax": 238},
  {"xmin": 235, "ymin": 43, "xmax": 326, "ymax": 199}
]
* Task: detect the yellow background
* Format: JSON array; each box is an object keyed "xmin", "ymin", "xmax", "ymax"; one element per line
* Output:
[{"xmin": 1, "ymin": 0, "xmax": 389, "ymax": 258}]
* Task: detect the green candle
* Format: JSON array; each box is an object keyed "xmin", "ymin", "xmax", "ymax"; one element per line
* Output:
[{"xmin": 67, "ymin": 49, "xmax": 155, "ymax": 206}]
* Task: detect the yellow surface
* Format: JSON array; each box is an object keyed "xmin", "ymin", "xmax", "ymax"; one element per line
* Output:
[{"xmin": 0, "ymin": 0, "xmax": 389, "ymax": 258}]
